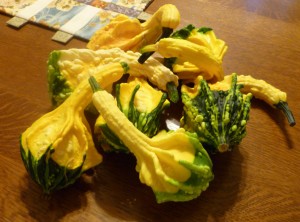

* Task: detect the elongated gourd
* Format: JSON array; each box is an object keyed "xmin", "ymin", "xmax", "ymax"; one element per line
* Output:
[
  {"xmin": 209, "ymin": 74, "xmax": 296, "ymax": 126},
  {"xmin": 20, "ymin": 63, "xmax": 127, "ymax": 193},
  {"xmin": 48, "ymin": 48, "xmax": 179, "ymax": 106},
  {"xmin": 89, "ymin": 76, "xmax": 214, "ymax": 203}
]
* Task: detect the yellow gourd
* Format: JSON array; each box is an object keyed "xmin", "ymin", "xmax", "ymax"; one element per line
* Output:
[
  {"xmin": 87, "ymin": 4, "xmax": 180, "ymax": 52},
  {"xmin": 20, "ymin": 63, "xmax": 126, "ymax": 193},
  {"xmin": 140, "ymin": 24, "xmax": 227, "ymax": 81}
]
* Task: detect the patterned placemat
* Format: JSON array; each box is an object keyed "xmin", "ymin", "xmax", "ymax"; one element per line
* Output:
[{"xmin": 1, "ymin": 0, "xmax": 154, "ymax": 43}]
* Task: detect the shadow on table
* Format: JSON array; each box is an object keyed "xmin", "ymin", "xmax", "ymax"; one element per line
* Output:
[
  {"xmin": 92, "ymin": 149, "xmax": 244, "ymax": 222},
  {"xmin": 20, "ymin": 174, "xmax": 91, "ymax": 222},
  {"xmin": 19, "ymin": 142, "xmax": 244, "ymax": 222},
  {"xmin": 251, "ymin": 99, "xmax": 295, "ymax": 149}
]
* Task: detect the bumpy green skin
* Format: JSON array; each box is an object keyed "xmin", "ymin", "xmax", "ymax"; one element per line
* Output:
[
  {"xmin": 97, "ymin": 84, "xmax": 169, "ymax": 153},
  {"xmin": 47, "ymin": 51, "xmax": 73, "ymax": 107},
  {"xmin": 20, "ymin": 137, "xmax": 85, "ymax": 194},
  {"xmin": 164, "ymin": 24, "xmax": 213, "ymax": 70},
  {"xmin": 181, "ymin": 74, "xmax": 252, "ymax": 153},
  {"xmin": 154, "ymin": 132, "xmax": 214, "ymax": 203}
]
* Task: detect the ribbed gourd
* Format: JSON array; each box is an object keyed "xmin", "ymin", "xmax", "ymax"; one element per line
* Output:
[
  {"xmin": 89, "ymin": 76, "xmax": 214, "ymax": 203},
  {"xmin": 87, "ymin": 4, "xmax": 180, "ymax": 52},
  {"xmin": 181, "ymin": 74, "xmax": 252, "ymax": 153},
  {"xmin": 20, "ymin": 63, "xmax": 127, "ymax": 193},
  {"xmin": 94, "ymin": 77, "xmax": 170, "ymax": 152},
  {"xmin": 140, "ymin": 24, "xmax": 228, "ymax": 81}
]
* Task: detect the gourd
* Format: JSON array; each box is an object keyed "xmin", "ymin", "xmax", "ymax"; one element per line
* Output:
[
  {"xmin": 181, "ymin": 74, "xmax": 252, "ymax": 153},
  {"xmin": 209, "ymin": 74, "xmax": 296, "ymax": 126},
  {"xmin": 94, "ymin": 77, "xmax": 170, "ymax": 152},
  {"xmin": 87, "ymin": 4, "xmax": 180, "ymax": 52},
  {"xmin": 20, "ymin": 63, "xmax": 127, "ymax": 193},
  {"xmin": 47, "ymin": 48, "xmax": 179, "ymax": 107},
  {"xmin": 89, "ymin": 76, "xmax": 214, "ymax": 203},
  {"xmin": 139, "ymin": 24, "xmax": 228, "ymax": 81}
]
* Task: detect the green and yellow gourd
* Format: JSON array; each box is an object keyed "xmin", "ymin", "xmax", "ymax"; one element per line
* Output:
[
  {"xmin": 21, "ymin": 49, "xmax": 181, "ymax": 193},
  {"xmin": 209, "ymin": 74, "xmax": 296, "ymax": 126},
  {"xmin": 181, "ymin": 74, "xmax": 252, "ymax": 153},
  {"xmin": 95, "ymin": 77, "xmax": 170, "ymax": 152},
  {"xmin": 89, "ymin": 76, "xmax": 214, "ymax": 203},
  {"xmin": 20, "ymin": 63, "xmax": 126, "ymax": 193},
  {"xmin": 48, "ymin": 48, "xmax": 179, "ymax": 107},
  {"xmin": 140, "ymin": 24, "xmax": 228, "ymax": 81}
]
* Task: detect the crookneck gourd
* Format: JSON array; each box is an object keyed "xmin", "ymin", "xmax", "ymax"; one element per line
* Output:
[
  {"xmin": 87, "ymin": 4, "xmax": 180, "ymax": 52},
  {"xmin": 209, "ymin": 73, "xmax": 296, "ymax": 126},
  {"xmin": 89, "ymin": 76, "xmax": 214, "ymax": 203}
]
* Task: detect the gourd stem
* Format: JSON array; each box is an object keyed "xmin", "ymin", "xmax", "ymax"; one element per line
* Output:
[
  {"xmin": 89, "ymin": 76, "xmax": 102, "ymax": 93},
  {"xmin": 275, "ymin": 101, "xmax": 296, "ymax": 126},
  {"xmin": 166, "ymin": 81, "xmax": 179, "ymax": 103},
  {"xmin": 138, "ymin": 27, "xmax": 173, "ymax": 64}
]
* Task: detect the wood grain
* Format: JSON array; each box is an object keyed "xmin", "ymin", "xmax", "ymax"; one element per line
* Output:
[{"xmin": 1, "ymin": 1, "xmax": 300, "ymax": 221}]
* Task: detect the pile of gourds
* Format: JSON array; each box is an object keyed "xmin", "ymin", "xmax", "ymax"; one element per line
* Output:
[{"xmin": 20, "ymin": 4, "xmax": 295, "ymax": 203}]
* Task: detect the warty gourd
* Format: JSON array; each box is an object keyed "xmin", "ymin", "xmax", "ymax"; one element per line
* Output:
[
  {"xmin": 181, "ymin": 74, "xmax": 252, "ymax": 153},
  {"xmin": 47, "ymin": 48, "xmax": 179, "ymax": 107},
  {"xmin": 209, "ymin": 74, "xmax": 296, "ymax": 126},
  {"xmin": 89, "ymin": 76, "xmax": 214, "ymax": 203}
]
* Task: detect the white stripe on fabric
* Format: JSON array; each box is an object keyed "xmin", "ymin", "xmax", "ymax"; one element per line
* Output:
[
  {"xmin": 16, "ymin": 0, "xmax": 53, "ymax": 20},
  {"xmin": 59, "ymin": 5, "xmax": 101, "ymax": 35}
]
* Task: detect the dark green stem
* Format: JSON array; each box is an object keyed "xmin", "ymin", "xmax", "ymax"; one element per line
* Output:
[
  {"xmin": 275, "ymin": 101, "xmax": 296, "ymax": 126},
  {"xmin": 138, "ymin": 27, "xmax": 173, "ymax": 64},
  {"xmin": 166, "ymin": 82, "xmax": 179, "ymax": 103},
  {"xmin": 138, "ymin": 51, "xmax": 155, "ymax": 64}
]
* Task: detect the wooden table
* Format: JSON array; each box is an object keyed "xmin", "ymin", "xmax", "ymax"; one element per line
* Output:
[{"xmin": 1, "ymin": 0, "xmax": 300, "ymax": 221}]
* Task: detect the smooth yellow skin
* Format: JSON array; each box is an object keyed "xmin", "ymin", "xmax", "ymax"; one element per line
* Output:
[
  {"xmin": 209, "ymin": 74, "xmax": 287, "ymax": 106},
  {"xmin": 187, "ymin": 29, "xmax": 228, "ymax": 60},
  {"xmin": 181, "ymin": 75, "xmax": 204, "ymax": 99},
  {"xmin": 87, "ymin": 4, "xmax": 180, "ymax": 52},
  {"xmin": 119, "ymin": 76, "xmax": 169, "ymax": 113},
  {"xmin": 87, "ymin": 14, "xmax": 144, "ymax": 51},
  {"xmin": 142, "ymin": 4, "xmax": 181, "ymax": 30},
  {"xmin": 92, "ymin": 88, "xmax": 196, "ymax": 193}
]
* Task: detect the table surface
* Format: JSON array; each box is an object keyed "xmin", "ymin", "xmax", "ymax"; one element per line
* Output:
[{"xmin": 1, "ymin": 0, "xmax": 300, "ymax": 221}]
